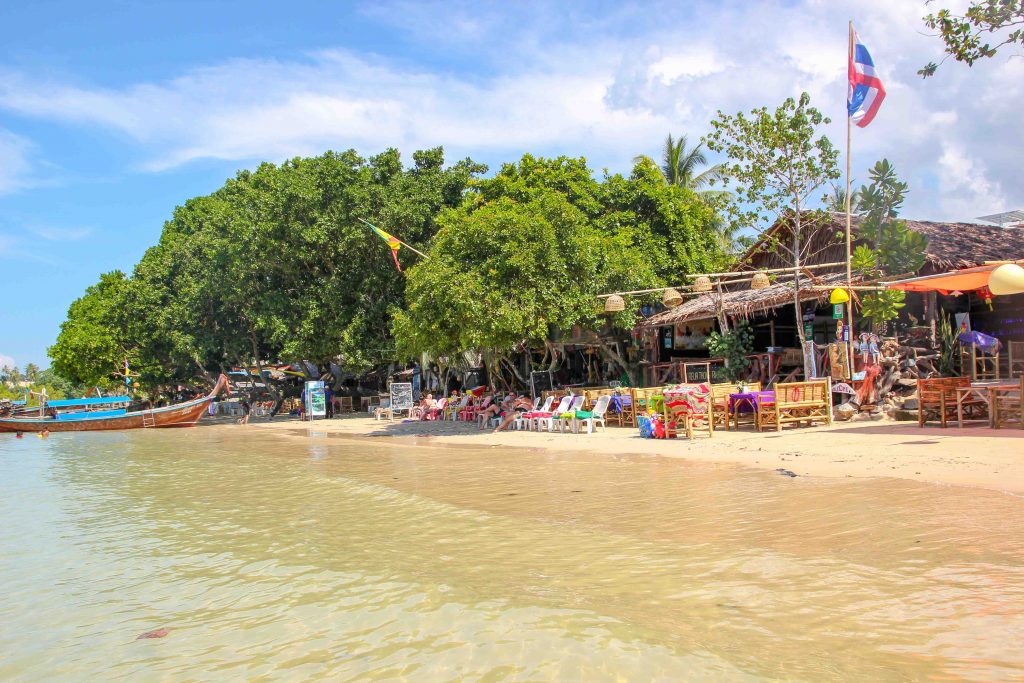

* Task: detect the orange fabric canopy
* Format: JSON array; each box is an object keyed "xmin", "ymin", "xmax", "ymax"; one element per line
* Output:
[{"xmin": 886, "ymin": 265, "xmax": 998, "ymax": 294}]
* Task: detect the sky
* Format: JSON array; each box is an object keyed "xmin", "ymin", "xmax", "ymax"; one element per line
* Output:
[{"xmin": 0, "ymin": 0, "xmax": 1020, "ymax": 369}]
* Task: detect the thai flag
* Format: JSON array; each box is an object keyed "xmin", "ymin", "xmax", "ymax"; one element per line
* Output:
[{"xmin": 848, "ymin": 29, "xmax": 886, "ymax": 128}]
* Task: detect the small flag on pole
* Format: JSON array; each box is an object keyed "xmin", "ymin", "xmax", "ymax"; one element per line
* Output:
[
  {"xmin": 364, "ymin": 221, "xmax": 403, "ymax": 271},
  {"xmin": 848, "ymin": 28, "xmax": 886, "ymax": 128}
]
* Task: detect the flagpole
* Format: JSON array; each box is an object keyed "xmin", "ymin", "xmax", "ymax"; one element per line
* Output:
[{"xmin": 845, "ymin": 20, "xmax": 856, "ymax": 379}]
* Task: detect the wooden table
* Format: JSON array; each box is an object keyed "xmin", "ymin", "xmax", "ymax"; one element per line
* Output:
[
  {"xmin": 956, "ymin": 381, "xmax": 1018, "ymax": 428},
  {"xmin": 729, "ymin": 391, "xmax": 775, "ymax": 430}
]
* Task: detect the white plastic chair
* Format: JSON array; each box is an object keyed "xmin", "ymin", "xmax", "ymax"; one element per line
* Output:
[
  {"xmin": 576, "ymin": 395, "xmax": 611, "ymax": 434},
  {"xmin": 557, "ymin": 395, "xmax": 586, "ymax": 433},
  {"xmin": 513, "ymin": 397, "xmax": 541, "ymax": 430},
  {"xmin": 533, "ymin": 396, "xmax": 571, "ymax": 432}
]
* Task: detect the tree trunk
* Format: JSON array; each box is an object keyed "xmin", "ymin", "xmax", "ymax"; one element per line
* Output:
[
  {"xmin": 792, "ymin": 209, "xmax": 805, "ymax": 346},
  {"xmin": 597, "ymin": 338, "xmax": 638, "ymax": 387}
]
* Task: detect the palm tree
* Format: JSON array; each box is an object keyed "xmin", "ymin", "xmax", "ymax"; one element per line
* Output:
[
  {"xmin": 634, "ymin": 134, "xmax": 728, "ymax": 199},
  {"xmin": 827, "ymin": 182, "xmax": 861, "ymax": 214}
]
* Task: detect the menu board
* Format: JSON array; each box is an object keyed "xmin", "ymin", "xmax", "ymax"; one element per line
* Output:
[
  {"xmin": 530, "ymin": 370, "xmax": 554, "ymax": 398},
  {"xmin": 390, "ymin": 382, "xmax": 414, "ymax": 412}
]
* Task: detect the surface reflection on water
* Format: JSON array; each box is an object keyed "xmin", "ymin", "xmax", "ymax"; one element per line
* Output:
[{"xmin": 1, "ymin": 428, "xmax": 1023, "ymax": 681}]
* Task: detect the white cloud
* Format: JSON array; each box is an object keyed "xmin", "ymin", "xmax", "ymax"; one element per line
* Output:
[
  {"xmin": 0, "ymin": 129, "xmax": 33, "ymax": 194},
  {"xmin": 0, "ymin": 353, "xmax": 15, "ymax": 369},
  {"xmin": 0, "ymin": 0, "xmax": 1019, "ymax": 221},
  {"xmin": 29, "ymin": 226, "xmax": 93, "ymax": 241}
]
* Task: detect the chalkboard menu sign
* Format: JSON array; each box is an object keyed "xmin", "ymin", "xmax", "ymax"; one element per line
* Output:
[
  {"xmin": 530, "ymin": 370, "xmax": 554, "ymax": 398},
  {"xmin": 390, "ymin": 382, "xmax": 414, "ymax": 412},
  {"xmin": 710, "ymin": 363, "xmax": 728, "ymax": 384},
  {"xmin": 683, "ymin": 363, "xmax": 710, "ymax": 384}
]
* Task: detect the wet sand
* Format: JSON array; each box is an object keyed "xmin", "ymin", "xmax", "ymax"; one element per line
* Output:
[{"xmin": 246, "ymin": 414, "xmax": 1024, "ymax": 495}]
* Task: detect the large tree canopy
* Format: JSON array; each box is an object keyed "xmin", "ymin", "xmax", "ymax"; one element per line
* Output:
[
  {"xmin": 394, "ymin": 155, "xmax": 728, "ymax": 383},
  {"xmin": 49, "ymin": 148, "xmax": 485, "ymax": 392}
]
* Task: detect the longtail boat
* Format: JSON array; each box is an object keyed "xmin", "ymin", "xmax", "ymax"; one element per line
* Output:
[{"xmin": 0, "ymin": 375, "xmax": 230, "ymax": 433}]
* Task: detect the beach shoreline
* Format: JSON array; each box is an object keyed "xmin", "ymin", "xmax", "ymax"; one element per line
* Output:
[{"xmin": 239, "ymin": 413, "xmax": 1024, "ymax": 495}]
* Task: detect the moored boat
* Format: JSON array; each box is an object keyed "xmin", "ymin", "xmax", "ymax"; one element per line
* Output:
[{"xmin": 0, "ymin": 375, "xmax": 230, "ymax": 433}]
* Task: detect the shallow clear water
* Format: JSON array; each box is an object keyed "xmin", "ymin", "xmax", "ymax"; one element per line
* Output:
[{"xmin": 2, "ymin": 427, "xmax": 1023, "ymax": 681}]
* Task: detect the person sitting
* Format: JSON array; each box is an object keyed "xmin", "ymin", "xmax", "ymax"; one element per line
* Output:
[
  {"xmin": 478, "ymin": 393, "xmax": 515, "ymax": 430},
  {"xmin": 493, "ymin": 395, "xmax": 534, "ymax": 433},
  {"xmin": 412, "ymin": 393, "xmax": 436, "ymax": 420}
]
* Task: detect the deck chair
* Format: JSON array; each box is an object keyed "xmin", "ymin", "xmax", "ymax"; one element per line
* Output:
[
  {"xmin": 556, "ymin": 395, "xmax": 587, "ymax": 433},
  {"xmin": 533, "ymin": 396, "xmax": 572, "ymax": 432},
  {"xmin": 521, "ymin": 396, "xmax": 554, "ymax": 431},
  {"xmin": 513, "ymin": 397, "xmax": 542, "ymax": 430},
  {"xmin": 575, "ymin": 395, "xmax": 611, "ymax": 434}
]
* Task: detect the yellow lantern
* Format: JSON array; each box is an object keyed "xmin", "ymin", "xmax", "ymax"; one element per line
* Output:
[
  {"xmin": 989, "ymin": 263, "xmax": 1024, "ymax": 295},
  {"xmin": 829, "ymin": 288, "xmax": 850, "ymax": 304}
]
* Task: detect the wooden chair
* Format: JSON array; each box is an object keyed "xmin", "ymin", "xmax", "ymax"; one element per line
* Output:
[
  {"xmin": 665, "ymin": 391, "xmax": 714, "ymax": 439},
  {"xmin": 916, "ymin": 377, "xmax": 970, "ymax": 428},
  {"xmin": 759, "ymin": 379, "xmax": 832, "ymax": 432},
  {"xmin": 606, "ymin": 391, "xmax": 634, "ymax": 428},
  {"xmin": 1009, "ymin": 341, "xmax": 1024, "ymax": 378},
  {"xmin": 337, "ymin": 396, "xmax": 353, "ymax": 414},
  {"xmin": 992, "ymin": 375, "xmax": 1024, "ymax": 429}
]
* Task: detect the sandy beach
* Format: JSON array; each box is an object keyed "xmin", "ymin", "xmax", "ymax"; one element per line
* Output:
[{"xmin": 244, "ymin": 413, "xmax": 1024, "ymax": 495}]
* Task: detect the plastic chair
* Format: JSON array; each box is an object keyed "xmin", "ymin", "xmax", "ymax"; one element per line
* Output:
[{"xmin": 575, "ymin": 395, "xmax": 611, "ymax": 434}]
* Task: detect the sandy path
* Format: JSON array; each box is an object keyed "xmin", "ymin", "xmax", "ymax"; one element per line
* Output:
[{"xmin": 240, "ymin": 413, "xmax": 1024, "ymax": 495}]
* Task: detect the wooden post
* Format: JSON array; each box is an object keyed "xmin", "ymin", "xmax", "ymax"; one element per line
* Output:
[{"xmin": 845, "ymin": 20, "xmax": 857, "ymax": 376}]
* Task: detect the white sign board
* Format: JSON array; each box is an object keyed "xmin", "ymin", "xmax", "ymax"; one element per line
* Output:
[{"xmin": 305, "ymin": 380, "xmax": 326, "ymax": 418}]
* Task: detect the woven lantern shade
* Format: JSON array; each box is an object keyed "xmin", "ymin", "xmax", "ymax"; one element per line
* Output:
[
  {"xmin": 693, "ymin": 275, "xmax": 713, "ymax": 292},
  {"xmin": 604, "ymin": 294, "xmax": 625, "ymax": 312},
  {"xmin": 662, "ymin": 287, "xmax": 683, "ymax": 308},
  {"xmin": 750, "ymin": 271, "xmax": 770, "ymax": 290}
]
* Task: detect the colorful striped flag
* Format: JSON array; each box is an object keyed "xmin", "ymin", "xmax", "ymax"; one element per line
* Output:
[
  {"xmin": 364, "ymin": 221, "xmax": 403, "ymax": 271},
  {"xmin": 848, "ymin": 28, "xmax": 886, "ymax": 128}
]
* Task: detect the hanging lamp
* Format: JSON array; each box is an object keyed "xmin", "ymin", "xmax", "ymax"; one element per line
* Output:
[
  {"xmin": 693, "ymin": 276, "xmax": 713, "ymax": 292},
  {"xmin": 662, "ymin": 288, "xmax": 683, "ymax": 308},
  {"xmin": 604, "ymin": 294, "xmax": 625, "ymax": 312},
  {"xmin": 829, "ymin": 288, "xmax": 850, "ymax": 304},
  {"xmin": 750, "ymin": 272, "xmax": 770, "ymax": 290}
]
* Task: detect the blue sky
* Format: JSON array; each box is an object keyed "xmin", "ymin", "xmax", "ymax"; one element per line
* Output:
[{"xmin": 1, "ymin": 0, "xmax": 1021, "ymax": 369}]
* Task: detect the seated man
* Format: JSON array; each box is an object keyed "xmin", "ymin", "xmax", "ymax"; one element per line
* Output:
[{"xmin": 493, "ymin": 395, "xmax": 535, "ymax": 433}]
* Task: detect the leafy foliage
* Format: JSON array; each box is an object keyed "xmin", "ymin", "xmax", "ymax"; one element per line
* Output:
[
  {"xmin": 705, "ymin": 321, "xmax": 754, "ymax": 382},
  {"xmin": 851, "ymin": 160, "xmax": 926, "ymax": 328},
  {"xmin": 920, "ymin": 0, "xmax": 1024, "ymax": 77},
  {"xmin": 705, "ymin": 92, "xmax": 840, "ymax": 342}
]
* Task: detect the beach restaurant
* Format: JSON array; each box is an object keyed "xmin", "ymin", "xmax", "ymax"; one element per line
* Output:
[{"xmin": 631, "ymin": 214, "xmax": 1024, "ymax": 386}]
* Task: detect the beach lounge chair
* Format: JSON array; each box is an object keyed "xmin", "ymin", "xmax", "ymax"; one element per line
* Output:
[
  {"xmin": 444, "ymin": 395, "xmax": 469, "ymax": 420},
  {"xmin": 532, "ymin": 396, "xmax": 572, "ymax": 432},
  {"xmin": 575, "ymin": 395, "xmax": 611, "ymax": 434},
  {"xmin": 513, "ymin": 397, "xmax": 542, "ymax": 430},
  {"xmin": 556, "ymin": 395, "xmax": 586, "ymax": 433},
  {"xmin": 521, "ymin": 396, "xmax": 554, "ymax": 431}
]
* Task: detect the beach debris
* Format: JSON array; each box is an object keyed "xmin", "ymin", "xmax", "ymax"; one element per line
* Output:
[
  {"xmin": 775, "ymin": 468, "xmax": 798, "ymax": 478},
  {"xmin": 136, "ymin": 628, "xmax": 170, "ymax": 640}
]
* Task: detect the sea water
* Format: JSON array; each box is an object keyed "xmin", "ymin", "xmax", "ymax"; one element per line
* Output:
[{"xmin": 1, "ymin": 427, "xmax": 1022, "ymax": 681}]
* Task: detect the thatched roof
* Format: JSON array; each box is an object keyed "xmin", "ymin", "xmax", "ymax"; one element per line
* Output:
[
  {"xmin": 641, "ymin": 214, "xmax": 1024, "ymax": 328},
  {"xmin": 640, "ymin": 272, "xmax": 851, "ymax": 328}
]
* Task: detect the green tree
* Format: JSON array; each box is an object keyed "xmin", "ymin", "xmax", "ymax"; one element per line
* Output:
[
  {"xmin": 634, "ymin": 134, "xmax": 727, "ymax": 195},
  {"xmin": 920, "ymin": 1, "xmax": 1024, "ymax": 77},
  {"xmin": 23, "ymin": 363, "xmax": 39, "ymax": 384},
  {"xmin": 852, "ymin": 160, "xmax": 927, "ymax": 328},
  {"xmin": 705, "ymin": 92, "xmax": 841, "ymax": 343},
  {"xmin": 396, "ymin": 154, "xmax": 726, "ymax": 386},
  {"xmin": 49, "ymin": 271, "xmax": 133, "ymax": 388}
]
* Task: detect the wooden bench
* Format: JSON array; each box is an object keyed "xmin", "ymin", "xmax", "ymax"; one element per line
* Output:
[
  {"xmin": 759, "ymin": 380, "xmax": 832, "ymax": 432},
  {"xmin": 993, "ymin": 375, "xmax": 1024, "ymax": 429},
  {"xmin": 917, "ymin": 377, "xmax": 971, "ymax": 428}
]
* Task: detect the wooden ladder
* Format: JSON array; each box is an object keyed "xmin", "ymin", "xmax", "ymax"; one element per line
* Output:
[{"xmin": 142, "ymin": 411, "xmax": 156, "ymax": 428}]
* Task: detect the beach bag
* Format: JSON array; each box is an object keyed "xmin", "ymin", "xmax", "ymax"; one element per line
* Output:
[{"xmin": 637, "ymin": 415, "xmax": 655, "ymax": 439}]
